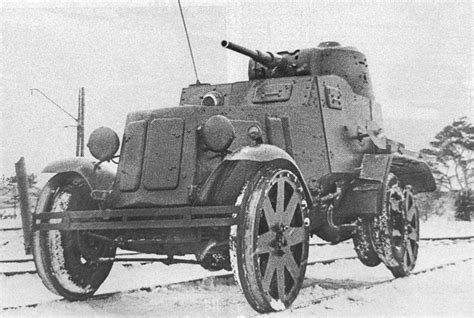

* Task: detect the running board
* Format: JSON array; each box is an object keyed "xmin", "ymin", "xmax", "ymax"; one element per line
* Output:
[{"xmin": 33, "ymin": 205, "xmax": 239, "ymax": 231}]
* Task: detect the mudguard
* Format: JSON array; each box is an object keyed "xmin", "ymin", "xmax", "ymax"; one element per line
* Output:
[
  {"xmin": 390, "ymin": 154, "xmax": 436, "ymax": 193},
  {"xmin": 42, "ymin": 157, "xmax": 116, "ymax": 191},
  {"xmin": 337, "ymin": 153, "xmax": 435, "ymax": 217},
  {"xmin": 357, "ymin": 153, "xmax": 435, "ymax": 193},
  {"xmin": 196, "ymin": 144, "xmax": 312, "ymax": 206}
]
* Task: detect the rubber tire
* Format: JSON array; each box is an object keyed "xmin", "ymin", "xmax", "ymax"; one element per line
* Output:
[
  {"xmin": 230, "ymin": 167, "xmax": 309, "ymax": 313},
  {"xmin": 352, "ymin": 217, "xmax": 381, "ymax": 267},
  {"xmin": 370, "ymin": 174, "xmax": 419, "ymax": 277},
  {"xmin": 387, "ymin": 188, "xmax": 418, "ymax": 277},
  {"xmin": 32, "ymin": 176, "xmax": 116, "ymax": 300}
]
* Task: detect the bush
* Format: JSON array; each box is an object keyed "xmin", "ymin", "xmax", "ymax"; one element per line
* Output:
[{"xmin": 454, "ymin": 190, "xmax": 473, "ymax": 221}]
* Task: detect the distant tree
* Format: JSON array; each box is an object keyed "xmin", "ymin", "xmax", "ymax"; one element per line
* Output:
[
  {"xmin": 454, "ymin": 189, "xmax": 474, "ymax": 221},
  {"xmin": 2, "ymin": 174, "xmax": 40, "ymax": 218},
  {"xmin": 421, "ymin": 116, "xmax": 473, "ymax": 220}
]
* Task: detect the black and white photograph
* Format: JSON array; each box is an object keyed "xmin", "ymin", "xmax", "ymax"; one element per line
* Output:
[{"xmin": 1, "ymin": 0, "xmax": 472, "ymax": 316}]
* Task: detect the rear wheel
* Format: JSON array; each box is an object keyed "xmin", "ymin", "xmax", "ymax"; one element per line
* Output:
[
  {"xmin": 32, "ymin": 176, "xmax": 116, "ymax": 300},
  {"xmin": 371, "ymin": 174, "xmax": 419, "ymax": 277},
  {"xmin": 230, "ymin": 168, "xmax": 309, "ymax": 313},
  {"xmin": 352, "ymin": 217, "xmax": 381, "ymax": 267}
]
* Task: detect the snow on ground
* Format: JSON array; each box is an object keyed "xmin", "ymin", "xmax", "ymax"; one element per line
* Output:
[
  {"xmin": 0, "ymin": 241, "xmax": 356, "ymax": 309},
  {"xmin": 1, "ymin": 211, "xmax": 472, "ymax": 316},
  {"xmin": 0, "ymin": 208, "xmax": 21, "ymax": 229},
  {"xmin": 274, "ymin": 260, "xmax": 473, "ymax": 317},
  {"xmin": 3, "ymin": 241, "xmax": 472, "ymax": 317},
  {"xmin": 422, "ymin": 215, "xmax": 473, "ymax": 238}
]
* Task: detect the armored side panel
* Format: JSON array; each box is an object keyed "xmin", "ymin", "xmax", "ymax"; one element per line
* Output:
[
  {"xmin": 180, "ymin": 76, "xmax": 330, "ymax": 187},
  {"xmin": 317, "ymin": 75, "xmax": 375, "ymax": 172}
]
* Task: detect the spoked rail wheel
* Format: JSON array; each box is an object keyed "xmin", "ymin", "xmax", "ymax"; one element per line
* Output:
[
  {"xmin": 371, "ymin": 173, "xmax": 419, "ymax": 277},
  {"xmin": 230, "ymin": 167, "xmax": 310, "ymax": 313},
  {"xmin": 32, "ymin": 175, "xmax": 116, "ymax": 300}
]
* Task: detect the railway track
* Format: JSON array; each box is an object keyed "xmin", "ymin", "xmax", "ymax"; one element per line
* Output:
[
  {"xmin": 3, "ymin": 255, "xmax": 472, "ymax": 312},
  {"xmin": 292, "ymin": 257, "xmax": 474, "ymax": 311},
  {"xmin": 1, "ymin": 236, "xmax": 472, "ymax": 277},
  {"xmin": 0, "ymin": 255, "xmax": 356, "ymax": 278},
  {"xmin": 1, "ymin": 255, "xmax": 358, "ymax": 311}
]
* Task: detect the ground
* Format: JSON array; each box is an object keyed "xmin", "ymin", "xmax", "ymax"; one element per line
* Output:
[{"xmin": 0, "ymin": 208, "xmax": 472, "ymax": 317}]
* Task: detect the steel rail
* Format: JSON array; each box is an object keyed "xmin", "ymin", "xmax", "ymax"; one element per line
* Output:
[
  {"xmin": 2, "ymin": 256, "xmax": 472, "ymax": 311},
  {"xmin": 0, "ymin": 255, "xmax": 358, "ymax": 279},
  {"xmin": 1, "ymin": 236, "xmax": 472, "ymax": 265},
  {"xmin": 0, "ymin": 252, "xmax": 142, "ymax": 264}
]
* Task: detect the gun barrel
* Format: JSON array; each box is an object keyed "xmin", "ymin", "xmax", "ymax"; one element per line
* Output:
[{"xmin": 221, "ymin": 40, "xmax": 282, "ymax": 67}]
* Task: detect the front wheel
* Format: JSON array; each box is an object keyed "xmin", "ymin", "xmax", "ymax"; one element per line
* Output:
[
  {"xmin": 230, "ymin": 168, "xmax": 309, "ymax": 313},
  {"xmin": 32, "ymin": 176, "xmax": 116, "ymax": 300}
]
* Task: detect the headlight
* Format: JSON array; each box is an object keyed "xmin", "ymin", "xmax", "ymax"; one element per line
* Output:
[
  {"xmin": 87, "ymin": 127, "xmax": 120, "ymax": 161},
  {"xmin": 201, "ymin": 91, "xmax": 224, "ymax": 106},
  {"xmin": 199, "ymin": 115, "xmax": 235, "ymax": 152}
]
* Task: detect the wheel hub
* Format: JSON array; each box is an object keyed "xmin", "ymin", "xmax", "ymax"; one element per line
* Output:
[
  {"xmin": 76, "ymin": 232, "xmax": 109, "ymax": 262},
  {"xmin": 275, "ymin": 224, "xmax": 289, "ymax": 251}
]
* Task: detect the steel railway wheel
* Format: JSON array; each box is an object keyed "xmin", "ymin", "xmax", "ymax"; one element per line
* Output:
[
  {"xmin": 32, "ymin": 175, "xmax": 116, "ymax": 300},
  {"xmin": 371, "ymin": 174, "xmax": 419, "ymax": 277},
  {"xmin": 230, "ymin": 168, "xmax": 309, "ymax": 313}
]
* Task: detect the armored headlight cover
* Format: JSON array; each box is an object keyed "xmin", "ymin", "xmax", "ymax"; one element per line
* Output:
[
  {"xmin": 199, "ymin": 115, "xmax": 235, "ymax": 152},
  {"xmin": 87, "ymin": 127, "xmax": 120, "ymax": 161}
]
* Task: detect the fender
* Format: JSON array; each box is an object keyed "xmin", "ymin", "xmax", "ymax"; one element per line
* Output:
[
  {"xmin": 357, "ymin": 153, "xmax": 436, "ymax": 193},
  {"xmin": 390, "ymin": 154, "xmax": 436, "ymax": 193},
  {"xmin": 337, "ymin": 153, "xmax": 436, "ymax": 217},
  {"xmin": 196, "ymin": 144, "xmax": 312, "ymax": 206},
  {"xmin": 42, "ymin": 157, "xmax": 116, "ymax": 191}
]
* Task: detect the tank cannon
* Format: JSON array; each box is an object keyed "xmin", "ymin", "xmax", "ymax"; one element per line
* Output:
[{"xmin": 221, "ymin": 40, "xmax": 288, "ymax": 69}]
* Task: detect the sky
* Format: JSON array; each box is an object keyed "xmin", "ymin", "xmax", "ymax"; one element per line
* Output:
[{"xmin": 0, "ymin": 0, "xmax": 472, "ymax": 176}]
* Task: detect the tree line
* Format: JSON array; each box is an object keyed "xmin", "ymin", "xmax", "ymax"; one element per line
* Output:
[
  {"xmin": 421, "ymin": 116, "xmax": 473, "ymax": 221},
  {"xmin": 0, "ymin": 174, "xmax": 39, "ymax": 218}
]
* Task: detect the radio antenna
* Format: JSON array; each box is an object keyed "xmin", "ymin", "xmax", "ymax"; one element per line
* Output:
[{"xmin": 178, "ymin": 0, "xmax": 201, "ymax": 84}]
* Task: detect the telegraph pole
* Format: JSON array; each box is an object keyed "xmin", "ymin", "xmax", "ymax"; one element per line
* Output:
[
  {"xmin": 30, "ymin": 88, "xmax": 85, "ymax": 157},
  {"xmin": 77, "ymin": 88, "xmax": 85, "ymax": 157}
]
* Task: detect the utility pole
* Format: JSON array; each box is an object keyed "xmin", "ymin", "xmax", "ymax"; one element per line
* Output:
[
  {"xmin": 30, "ymin": 88, "xmax": 85, "ymax": 157},
  {"xmin": 77, "ymin": 87, "xmax": 85, "ymax": 157}
]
